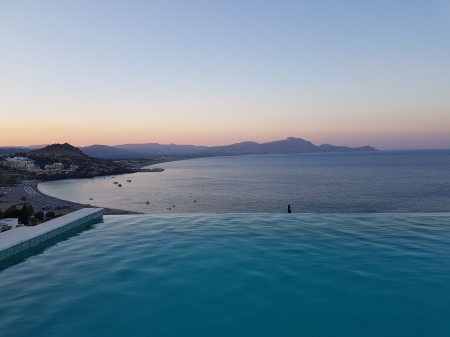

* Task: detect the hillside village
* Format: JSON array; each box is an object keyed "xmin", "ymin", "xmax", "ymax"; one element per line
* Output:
[
  {"xmin": 0, "ymin": 143, "xmax": 133, "ymax": 186},
  {"xmin": 1, "ymin": 156, "xmax": 79, "ymax": 173},
  {"xmin": 0, "ymin": 143, "xmax": 143, "ymax": 232}
]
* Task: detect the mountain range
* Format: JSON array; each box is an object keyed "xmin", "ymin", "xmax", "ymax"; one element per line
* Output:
[{"xmin": 1, "ymin": 137, "xmax": 376, "ymax": 159}]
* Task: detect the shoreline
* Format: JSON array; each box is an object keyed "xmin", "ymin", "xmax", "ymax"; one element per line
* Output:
[
  {"xmin": 0, "ymin": 157, "xmax": 188, "ymax": 216},
  {"xmin": 1, "ymin": 180, "xmax": 140, "ymax": 216}
]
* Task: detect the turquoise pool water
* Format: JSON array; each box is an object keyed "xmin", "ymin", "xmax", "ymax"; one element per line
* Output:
[{"xmin": 1, "ymin": 214, "xmax": 450, "ymax": 336}]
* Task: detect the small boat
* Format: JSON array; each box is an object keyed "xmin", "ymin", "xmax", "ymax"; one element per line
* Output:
[
  {"xmin": 167, "ymin": 207, "xmax": 171, "ymax": 210},
  {"xmin": 194, "ymin": 200, "xmax": 197, "ymax": 203},
  {"xmin": 89, "ymin": 198, "xmax": 93, "ymax": 200},
  {"xmin": 113, "ymin": 182, "xmax": 118, "ymax": 184},
  {"xmin": 127, "ymin": 179, "xmax": 131, "ymax": 182},
  {"xmin": 118, "ymin": 184, "xmax": 122, "ymax": 187},
  {"xmin": 145, "ymin": 201, "xmax": 150, "ymax": 204}
]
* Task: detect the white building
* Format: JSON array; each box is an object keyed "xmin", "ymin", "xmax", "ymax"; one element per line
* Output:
[
  {"xmin": 4, "ymin": 157, "xmax": 35, "ymax": 169},
  {"xmin": 0, "ymin": 218, "xmax": 19, "ymax": 227},
  {"xmin": 45, "ymin": 162, "xmax": 64, "ymax": 170}
]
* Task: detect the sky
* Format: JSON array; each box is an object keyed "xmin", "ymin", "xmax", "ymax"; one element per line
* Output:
[{"xmin": 1, "ymin": 1, "xmax": 449, "ymax": 149}]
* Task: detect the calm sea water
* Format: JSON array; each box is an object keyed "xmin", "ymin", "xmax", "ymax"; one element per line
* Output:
[
  {"xmin": 0, "ymin": 214, "xmax": 449, "ymax": 337},
  {"xmin": 39, "ymin": 150, "xmax": 450, "ymax": 213}
]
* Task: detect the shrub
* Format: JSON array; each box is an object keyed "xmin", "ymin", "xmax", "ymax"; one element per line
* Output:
[
  {"xmin": 25, "ymin": 218, "xmax": 37, "ymax": 226},
  {"xmin": 46, "ymin": 211, "xmax": 56, "ymax": 219},
  {"xmin": 34, "ymin": 211, "xmax": 44, "ymax": 221},
  {"xmin": 0, "ymin": 224, "xmax": 11, "ymax": 232}
]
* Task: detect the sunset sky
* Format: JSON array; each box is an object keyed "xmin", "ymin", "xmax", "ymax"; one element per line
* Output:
[{"xmin": 1, "ymin": 1, "xmax": 449, "ymax": 149}]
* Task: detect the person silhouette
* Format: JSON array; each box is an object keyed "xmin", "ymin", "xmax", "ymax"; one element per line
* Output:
[{"xmin": 288, "ymin": 204, "xmax": 291, "ymax": 213}]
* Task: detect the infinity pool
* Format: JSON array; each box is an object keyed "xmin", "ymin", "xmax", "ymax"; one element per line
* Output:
[{"xmin": 1, "ymin": 214, "xmax": 449, "ymax": 337}]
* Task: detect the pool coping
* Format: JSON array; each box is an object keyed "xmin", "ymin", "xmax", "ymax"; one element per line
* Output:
[{"xmin": 0, "ymin": 208, "xmax": 103, "ymax": 264}]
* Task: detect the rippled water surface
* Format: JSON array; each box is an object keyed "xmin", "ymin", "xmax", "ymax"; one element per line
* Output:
[
  {"xmin": 39, "ymin": 151, "xmax": 450, "ymax": 213},
  {"xmin": 1, "ymin": 214, "xmax": 449, "ymax": 337}
]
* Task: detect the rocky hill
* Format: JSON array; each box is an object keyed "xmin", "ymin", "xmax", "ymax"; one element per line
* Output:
[
  {"xmin": 27, "ymin": 143, "xmax": 132, "ymax": 179},
  {"xmin": 28, "ymin": 143, "xmax": 88, "ymax": 161}
]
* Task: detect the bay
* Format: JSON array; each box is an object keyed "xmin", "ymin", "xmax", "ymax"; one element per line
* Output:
[{"xmin": 38, "ymin": 150, "xmax": 450, "ymax": 213}]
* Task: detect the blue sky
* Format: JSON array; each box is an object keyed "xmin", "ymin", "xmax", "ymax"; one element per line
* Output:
[{"xmin": 1, "ymin": 1, "xmax": 449, "ymax": 149}]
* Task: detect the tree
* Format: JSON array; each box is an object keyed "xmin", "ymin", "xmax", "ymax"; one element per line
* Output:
[
  {"xmin": 26, "ymin": 204, "xmax": 34, "ymax": 217},
  {"xmin": 20, "ymin": 196, "xmax": 26, "ymax": 202},
  {"xmin": 34, "ymin": 211, "xmax": 44, "ymax": 221},
  {"xmin": 0, "ymin": 207, "xmax": 3, "ymax": 219},
  {"xmin": 20, "ymin": 204, "xmax": 28, "ymax": 225},
  {"xmin": 4, "ymin": 206, "xmax": 21, "ymax": 218}
]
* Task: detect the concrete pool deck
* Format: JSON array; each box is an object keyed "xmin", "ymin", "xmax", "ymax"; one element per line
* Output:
[{"xmin": 0, "ymin": 208, "xmax": 103, "ymax": 265}]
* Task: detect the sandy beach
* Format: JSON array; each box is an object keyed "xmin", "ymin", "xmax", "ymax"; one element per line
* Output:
[{"xmin": 0, "ymin": 180, "xmax": 139, "ymax": 216}]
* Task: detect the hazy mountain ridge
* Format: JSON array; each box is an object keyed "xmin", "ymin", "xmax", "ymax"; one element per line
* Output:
[
  {"xmin": 80, "ymin": 145, "xmax": 151, "ymax": 159},
  {"xmin": 115, "ymin": 143, "xmax": 208, "ymax": 155},
  {"xmin": 3, "ymin": 138, "xmax": 377, "ymax": 159},
  {"xmin": 199, "ymin": 137, "xmax": 376, "ymax": 156},
  {"xmin": 0, "ymin": 145, "xmax": 48, "ymax": 155},
  {"xmin": 0, "ymin": 147, "xmax": 32, "ymax": 155},
  {"xmin": 110, "ymin": 137, "xmax": 375, "ymax": 158}
]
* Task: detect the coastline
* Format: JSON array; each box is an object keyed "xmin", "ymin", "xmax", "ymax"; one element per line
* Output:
[
  {"xmin": 0, "ymin": 157, "xmax": 185, "ymax": 216},
  {"xmin": 0, "ymin": 180, "xmax": 140, "ymax": 216}
]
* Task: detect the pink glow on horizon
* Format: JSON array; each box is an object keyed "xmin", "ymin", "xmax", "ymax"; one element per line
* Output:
[{"xmin": 1, "ymin": 128, "xmax": 449, "ymax": 150}]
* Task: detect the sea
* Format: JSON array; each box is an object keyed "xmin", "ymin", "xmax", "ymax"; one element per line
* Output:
[
  {"xmin": 39, "ymin": 150, "xmax": 450, "ymax": 213},
  {"xmin": 1, "ymin": 150, "xmax": 450, "ymax": 336}
]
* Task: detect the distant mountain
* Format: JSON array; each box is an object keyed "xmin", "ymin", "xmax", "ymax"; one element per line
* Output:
[
  {"xmin": 80, "ymin": 145, "xmax": 151, "ymax": 159},
  {"xmin": 115, "ymin": 143, "xmax": 208, "ymax": 156},
  {"xmin": 26, "ymin": 144, "xmax": 48, "ymax": 150},
  {"xmin": 199, "ymin": 137, "xmax": 376, "ymax": 155},
  {"xmin": 81, "ymin": 138, "xmax": 376, "ymax": 158},
  {"xmin": 12, "ymin": 138, "xmax": 376, "ymax": 159},
  {"xmin": 317, "ymin": 143, "xmax": 376, "ymax": 152},
  {"xmin": 0, "ymin": 147, "xmax": 32, "ymax": 155}
]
